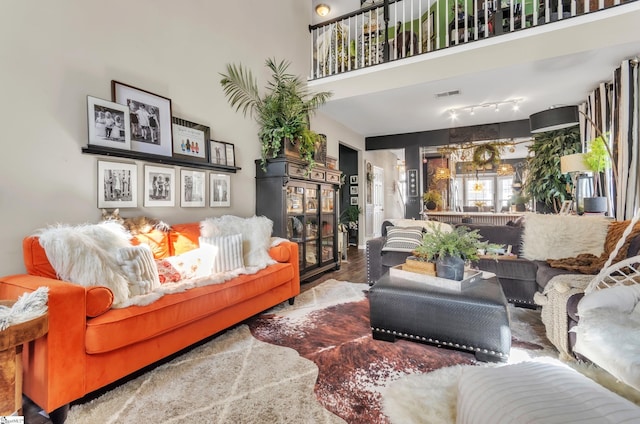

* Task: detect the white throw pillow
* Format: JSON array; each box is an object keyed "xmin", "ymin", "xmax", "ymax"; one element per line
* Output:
[
  {"xmin": 201, "ymin": 215, "xmax": 275, "ymax": 269},
  {"xmin": 164, "ymin": 246, "xmax": 216, "ymax": 280},
  {"xmin": 578, "ymin": 284, "xmax": 640, "ymax": 316},
  {"xmin": 116, "ymin": 245, "xmax": 160, "ymax": 296},
  {"xmin": 199, "ymin": 234, "xmax": 244, "ymax": 273},
  {"xmin": 521, "ymin": 213, "xmax": 610, "ymax": 261}
]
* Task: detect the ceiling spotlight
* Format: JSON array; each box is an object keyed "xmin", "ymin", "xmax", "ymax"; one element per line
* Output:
[
  {"xmin": 315, "ymin": 4, "xmax": 330, "ymax": 17},
  {"xmin": 470, "ymin": 107, "xmax": 475, "ymax": 115},
  {"xmin": 512, "ymin": 101, "xmax": 520, "ymax": 111},
  {"xmin": 494, "ymin": 104, "xmax": 500, "ymax": 112},
  {"xmin": 449, "ymin": 109, "xmax": 458, "ymax": 120}
]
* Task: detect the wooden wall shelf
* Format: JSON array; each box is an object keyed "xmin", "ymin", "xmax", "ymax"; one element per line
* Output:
[{"xmin": 82, "ymin": 145, "xmax": 241, "ymax": 173}]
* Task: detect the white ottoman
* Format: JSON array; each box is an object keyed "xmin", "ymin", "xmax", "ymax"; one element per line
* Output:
[{"xmin": 456, "ymin": 360, "xmax": 640, "ymax": 424}]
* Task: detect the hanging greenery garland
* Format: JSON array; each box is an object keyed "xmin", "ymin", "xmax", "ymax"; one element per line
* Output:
[{"xmin": 472, "ymin": 144, "xmax": 501, "ymax": 167}]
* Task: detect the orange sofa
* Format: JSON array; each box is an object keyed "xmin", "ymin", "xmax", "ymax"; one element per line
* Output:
[{"xmin": 0, "ymin": 222, "xmax": 300, "ymax": 423}]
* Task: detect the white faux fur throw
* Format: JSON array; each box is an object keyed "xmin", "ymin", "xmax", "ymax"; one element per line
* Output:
[
  {"xmin": 37, "ymin": 222, "xmax": 132, "ymax": 306},
  {"xmin": 200, "ymin": 215, "xmax": 276, "ymax": 272},
  {"xmin": 0, "ymin": 287, "xmax": 49, "ymax": 331},
  {"xmin": 521, "ymin": 213, "xmax": 610, "ymax": 261}
]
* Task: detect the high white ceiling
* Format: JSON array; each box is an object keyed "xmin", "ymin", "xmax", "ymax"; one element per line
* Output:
[{"xmin": 309, "ymin": 2, "xmax": 640, "ymax": 139}]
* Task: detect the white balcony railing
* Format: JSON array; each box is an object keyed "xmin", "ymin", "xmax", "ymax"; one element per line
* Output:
[{"xmin": 309, "ymin": 0, "xmax": 629, "ymax": 80}]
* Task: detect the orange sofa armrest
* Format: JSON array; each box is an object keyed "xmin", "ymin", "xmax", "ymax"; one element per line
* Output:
[
  {"xmin": 0, "ymin": 274, "xmax": 88, "ymax": 413},
  {"xmin": 269, "ymin": 241, "xmax": 300, "ymax": 296}
]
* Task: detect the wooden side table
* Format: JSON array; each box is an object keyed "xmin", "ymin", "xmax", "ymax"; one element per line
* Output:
[{"xmin": 0, "ymin": 300, "xmax": 49, "ymax": 416}]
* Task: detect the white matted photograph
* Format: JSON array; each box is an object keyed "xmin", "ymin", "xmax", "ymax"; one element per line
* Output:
[
  {"xmin": 210, "ymin": 173, "xmax": 230, "ymax": 207},
  {"xmin": 210, "ymin": 140, "xmax": 227, "ymax": 165},
  {"xmin": 144, "ymin": 165, "xmax": 175, "ymax": 207},
  {"xmin": 180, "ymin": 169, "xmax": 206, "ymax": 207},
  {"xmin": 112, "ymin": 81, "xmax": 173, "ymax": 157},
  {"xmin": 88, "ymin": 96, "xmax": 131, "ymax": 150},
  {"xmin": 350, "ymin": 175, "xmax": 358, "ymax": 185},
  {"xmin": 97, "ymin": 160, "xmax": 137, "ymax": 208},
  {"xmin": 350, "ymin": 186, "xmax": 358, "ymax": 195},
  {"xmin": 350, "ymin": 196, "xmax": 358, "ymax": 205}
]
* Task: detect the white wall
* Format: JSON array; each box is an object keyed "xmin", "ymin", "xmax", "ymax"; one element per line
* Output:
[{"xmin": 0, "ymin": 0, "xmax": 363, "ymax": 275}]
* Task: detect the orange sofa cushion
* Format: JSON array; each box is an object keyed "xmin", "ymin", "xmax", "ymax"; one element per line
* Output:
[
  {"xmin": 23, "ymin": 237, "xmax": 58, "ymax": 280},
  {"xmin": 131, "ymin": 230, "xmax": 171, "ymax": 259},
  {"xmin": 169, "ymin": 222, "xmax": 201, "ymax": 256},
  {"xmin": 269, "ymin": 244, "xmax": 291, "ymax": 263},
  {"xmin": 86, "ymin": 287, "xmax": 114, "ymax": 317},
  {"xmin": 85, "ymin": 263, "xmax": 293, "ymax": 354}
]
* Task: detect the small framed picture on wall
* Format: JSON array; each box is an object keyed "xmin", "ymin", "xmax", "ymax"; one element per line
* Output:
[
  {"xmin": 350, "ymin": 175, "xmax": 358, "ymax": 185},
  {"xmin": 350, "ymin": 186, "xmax": 358, "ymax": 195},
  {"xmin": 87, "ymin": 96, "xmax": 131, "ymax": 150},
  {"xmin": 210, "ymin": 140, "xmax": 227, "ymax": 165},
  {"xmin": 97, "ymin": 160, "xmax": 137, "ymax": 208},
  {"xmin": 350, "ymin": 196, "xmax": 358, "ymax": 205},
  {"xmin": 180, "ymin": 169, "xmax": 206, "ymax": 207},
  {"xmin": 144, "ymin": 165, "xmax": 175, "ymax": 207},
  {"xmin": 210, "ymin": 173, "xmax": 230, "ymax": 207}
]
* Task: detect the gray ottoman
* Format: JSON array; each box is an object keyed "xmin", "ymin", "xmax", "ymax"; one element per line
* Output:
[{"xmin": 369, "ymin": 273, "xmax": 511, "ymax": 362}]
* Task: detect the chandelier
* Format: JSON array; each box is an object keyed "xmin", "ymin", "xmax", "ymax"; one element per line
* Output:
[
  {"xmin": 434, "ymin": 167, "xmax": 450, "ymax": 180},
  {"xmin": 496, "ymin": 163, "xmax": 515, "ymax": 176}
]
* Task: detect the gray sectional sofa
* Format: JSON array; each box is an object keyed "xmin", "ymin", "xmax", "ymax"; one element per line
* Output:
[{"xmin": 366, "ymin": 218, "xmax": 640, "ymax": 309}]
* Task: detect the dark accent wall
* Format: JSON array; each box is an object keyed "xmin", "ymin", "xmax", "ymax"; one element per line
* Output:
[{"xmin": 339, "ymin": 144, "xmax": 358, "ymax": 221}]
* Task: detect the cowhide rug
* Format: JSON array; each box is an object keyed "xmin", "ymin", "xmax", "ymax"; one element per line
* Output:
[{"xmin": 248, "ymin": 279, "xmax": 553, "ymax": 424}]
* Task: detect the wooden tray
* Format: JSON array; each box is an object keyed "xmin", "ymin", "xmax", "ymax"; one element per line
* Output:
[{"xmin": 390, "ymin": 265, "xmax": 482, "ymax": 291}]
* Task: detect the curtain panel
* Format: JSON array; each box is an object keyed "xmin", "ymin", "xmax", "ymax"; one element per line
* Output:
[{"xmin": 582, "ymin": 58, "xmax": 640, "ymax": 221}]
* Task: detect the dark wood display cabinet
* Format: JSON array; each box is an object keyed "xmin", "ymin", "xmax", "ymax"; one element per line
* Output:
[{"xmin": 256, "ymin": 157, "xmax": 342, "ymax": 282}]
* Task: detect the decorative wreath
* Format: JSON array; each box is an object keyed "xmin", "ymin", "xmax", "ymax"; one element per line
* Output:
[{"xmin": 472, "ymin": 144, "xmax": 500, "ymax": 167}]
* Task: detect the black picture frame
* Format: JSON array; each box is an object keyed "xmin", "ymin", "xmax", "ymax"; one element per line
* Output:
[
  {"xmin": 171, "ymin": 117, "xmax": 210, "ymax": 163},
  {"xmin": 111, "ymin": 81, "xmax": 173, "ymax": 157},
  {"xmin": 209, "ymin": 140, "xmax": 227, "ymax": 166},
  {"xmin": 224, "ymin": 142, "xmax": 236, "ymax": 167}
]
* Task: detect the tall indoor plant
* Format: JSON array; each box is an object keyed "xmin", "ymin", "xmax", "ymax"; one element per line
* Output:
[
  {"xmin": 524, "ymin": 127, "xmax": 581, "ymax": 213},
  {"xmin": 219, "ymin": 58, "xmax": 332, "ymax": 169}
]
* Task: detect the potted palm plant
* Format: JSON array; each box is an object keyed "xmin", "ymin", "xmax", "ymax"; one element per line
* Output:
[
  {"xmin": 412, "ymin": 224, "xmax": 500, "ymax": 281},
  {"xmin": 219, "ymin": 58, "xmax": 332, "ymax": 170}
]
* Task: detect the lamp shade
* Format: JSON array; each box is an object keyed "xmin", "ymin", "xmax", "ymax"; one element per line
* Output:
[
  {"xmin": 315, "ymin": 4, "xmax": 330, "ymax": 16},
  {"xmin": 560, "ymin": 153, "xmax": 590, "ymax": 173},
  {"xmin": 529, "ymin": 106, "xmax": 579, "ymax": 133}
]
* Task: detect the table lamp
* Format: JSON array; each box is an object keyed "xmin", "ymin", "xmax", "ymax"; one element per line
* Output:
[{"xmin": 560, "ymin": 153, "xmax": 592, "ymax": 213}]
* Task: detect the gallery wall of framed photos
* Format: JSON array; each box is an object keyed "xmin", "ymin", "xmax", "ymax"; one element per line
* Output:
[
  {"xmin": 88, "ymin": 80, "xmax": 239, "ymax": 209},
  {"xmin": 84, "ymin": 80, "xmax": 239, "ymax": 173},
  {"xmin": 97, "ymin": 159, "xmax": 233, "ymax": 209}
]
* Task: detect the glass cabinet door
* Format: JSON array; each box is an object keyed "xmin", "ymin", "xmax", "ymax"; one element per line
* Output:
[
  {"xmin": 321, "ymin": 187, "xmax": 335, "ymax": 213},
  {"xmin": 306, "ymin": 187, "xmax": 318, "ymax": 213},
  {"xmin": 286, "ymin": 185, "xmax": 305, "ymax": 214}
]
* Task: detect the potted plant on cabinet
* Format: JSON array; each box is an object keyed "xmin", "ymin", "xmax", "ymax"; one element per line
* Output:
[
  {"xmin": 219, "ymin": 58, "xmax": 332, "ymax": 170},
  {"xmin": 412, "ymin": 224, "xmax": 500, "ymax": 281}
]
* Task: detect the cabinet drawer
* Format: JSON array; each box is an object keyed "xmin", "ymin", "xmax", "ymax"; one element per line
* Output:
[
  {"xmin": 309, "ymin": 169, "xmax": 325, "ymax": 181},
  {"xmin": 287, "ymin": 163, "xmax": 308, "ymax": 179},
  {"xmin": 326, "ymin": 171, "xmax": 341, "ymax": 184}
]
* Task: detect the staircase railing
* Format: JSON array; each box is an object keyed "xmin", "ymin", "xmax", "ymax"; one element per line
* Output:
[{"xmin": 309, "ymin": 0, "xmax": 630, "ymax": 80}]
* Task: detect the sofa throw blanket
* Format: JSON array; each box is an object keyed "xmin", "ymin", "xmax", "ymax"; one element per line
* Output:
[
  {"xmin": 521, "ymin": 213, "xmax": 609, "ymax": 261},
  {"xmin": 547, "ymin": 220, "xmax": 640, "ymax": 274},
  {"xmin": 37, "ymin": 222, "xmax": 133, "ymax": 306}
]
